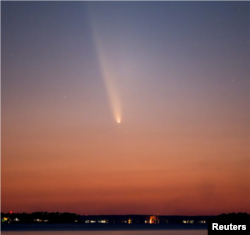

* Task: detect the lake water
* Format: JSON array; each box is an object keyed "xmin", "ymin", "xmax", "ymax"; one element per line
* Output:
[
  {"xmin": 1, "ymin": 224, "xmax": 207, "ymax": 235},
  {"xmin": 1, "ymin": 231, "xmax": 207, "ymax": 235}
]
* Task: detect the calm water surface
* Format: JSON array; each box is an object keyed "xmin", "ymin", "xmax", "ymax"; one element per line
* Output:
[{"xmin": 2, "ymin": 231, "xmax": 207, "ymax": 235}]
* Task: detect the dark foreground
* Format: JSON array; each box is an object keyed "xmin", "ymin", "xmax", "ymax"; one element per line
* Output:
[{"xmin": 1, "ymin": 223, "xmax": 208, "ymax": 231}]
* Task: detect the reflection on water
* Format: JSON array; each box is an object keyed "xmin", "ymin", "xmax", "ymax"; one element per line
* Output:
[{"xmin": 2, "ymin": 230, "xmax": 207, "ymax": 235}]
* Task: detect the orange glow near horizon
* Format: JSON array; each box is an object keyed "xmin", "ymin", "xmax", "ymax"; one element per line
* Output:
[{"xmin": 2, "ymin": 122, "xmax": 249, "ymax": 214}]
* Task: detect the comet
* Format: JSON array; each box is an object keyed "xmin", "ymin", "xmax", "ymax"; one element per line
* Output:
[
  {"xmin": 99, "ymin": 54, "xmax": 122, "ymax": 124},
  {"xmin": 88, "ymin": 10, "xmax": 122, "ymax": 124}
]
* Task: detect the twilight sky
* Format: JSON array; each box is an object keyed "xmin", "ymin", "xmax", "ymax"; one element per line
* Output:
[{"xmin": 1, "ymin": 1, "xmax": 249, "ymax": 215}]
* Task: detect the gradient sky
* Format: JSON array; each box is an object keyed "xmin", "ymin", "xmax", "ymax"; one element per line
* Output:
[{"xmin": 1, "ymin": 1, "xmax": 249, "ymax": 215}]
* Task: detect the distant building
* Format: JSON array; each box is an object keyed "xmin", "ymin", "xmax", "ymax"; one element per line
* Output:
[
  {"xmin": 34, "ymin": 219, "xmax": 43, "ymax": 222},
  {"xmin": 149, "ymin": 215, "xmax": 159, "ymax": 224},
  {"xmin": 2, "ymin": 217, "xmax": 8, "ymax": 223},
  {"xmin": 183, "ymin": 220, "xmax": 194, "ymax": 224},
  {"xmin": 98, "ymin": 220, "xmax": 107, "ymax": 223},
  {"xmin": 199, "ymin": 220, "xmax": 206, "ymax": 223}
]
